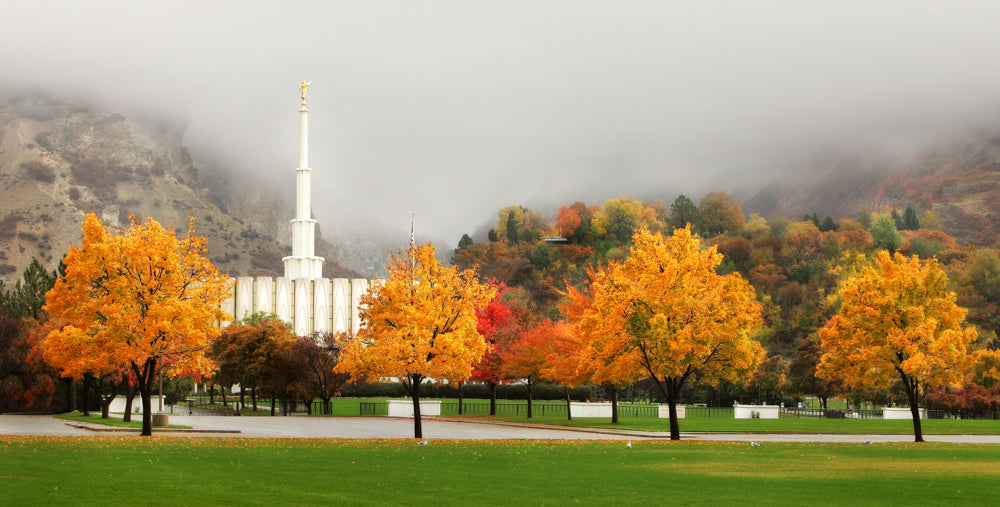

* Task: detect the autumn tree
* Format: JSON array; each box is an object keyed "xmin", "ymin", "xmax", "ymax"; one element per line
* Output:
[
  {"xmin": 578, "ymin": 227, "xmax": 764, "ymax": 440},
  {"xmin": 817, "ymin": 250, "xmax": 977, "ymax": 442},
  {"xmin": 471, "ymin": 287, "xmax": 521, "ymax": 415},
  {"xmin": 281, "ymin": 332, "xmax": 351, "ymax": 415},
  {"xmin": 499, "ymin": 319, "xmax": 560, "ymax": 419},
  {"xmin": 697, "ymin": 192, "xmax": 745, "ymax": 237},
  {"xmin": 43, "ymin": 213, "xmax": 231, "ymax": 436},
  {"xmin": 336, "ymin": 243, "xmax": 495, "ymax": 438},
  {"xmin": 539, "ymin": 320, "xmax": 588, "ymax": 420},
  {"xmin": 210, "ymin": 312, "xmax": 295, "ymax": 413},
  {"xmin": 564, "ymin": 277, "xmax": 644, "ymax": 423}
]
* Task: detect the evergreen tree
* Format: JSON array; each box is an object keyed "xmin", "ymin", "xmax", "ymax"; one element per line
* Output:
[
  {"xmin": 505, "ymin": 210, "xmax": 520, "ymax": 243},
  {"xmin": 891, "ymin": 208, "xmax": 904, "ymax": 229},
  {"xmin": 819, "ymin": 216, "xmax": 838, "ymax": 232},
  {"xmin": 0, "ymin": 259, "xmax": 56, "ymax": 319},
  {"xmin": 668, "ymin": 195, "xmax": 699, "ymax": 231},
  {"xmin": 902, "ymin": 205, "xmax": 920, "ymax": 231}
]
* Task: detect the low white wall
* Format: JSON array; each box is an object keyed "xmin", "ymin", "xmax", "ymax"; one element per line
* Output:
[
  {"xmin": 569, "ymin": 402, "xmax": 612, "ymax": 418},
  {"xmin": 734, "ymin": 404, "xmax": 780, "ymax": 419},
  {"xmin": 883, "ymin": 407, "xmax": 927, "ymax": 419},
  {"xmin": 387, "ymin": 399, "xmax": 441, "ymax": 417},
  {"xmin": 108, "ymin": 395, "xmax": 165, "ymax": 414},
  {"xmin": 657, "ymin": 405, "xmax": 686, "ymax": 419}
]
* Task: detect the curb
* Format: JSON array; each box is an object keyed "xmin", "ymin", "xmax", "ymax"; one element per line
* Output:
[{"xmin": 65, "ymin": 422, "xmax": 241, "ymax": 434}]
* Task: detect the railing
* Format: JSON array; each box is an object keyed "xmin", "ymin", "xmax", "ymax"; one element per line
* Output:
[
  {"xmin": 184, "ymin": 400, "xmax": 239, "ymax": 416},
  {"xmin": 360, "ymin": 402, "xmax": 388, "ymax": 416},
  {"xmin": 685, "ymin": 406, "xmax": 734, "ymax": 418}
]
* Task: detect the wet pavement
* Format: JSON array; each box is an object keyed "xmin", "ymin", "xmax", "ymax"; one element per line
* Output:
[{"xmin": 2, "ymin": 414, "xmax": 998, "ymax": 443}]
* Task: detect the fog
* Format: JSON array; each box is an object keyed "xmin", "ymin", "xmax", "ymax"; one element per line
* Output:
[{"xmin": 4, "ymin": 1, "xmax": 1000, "ymax": 249}]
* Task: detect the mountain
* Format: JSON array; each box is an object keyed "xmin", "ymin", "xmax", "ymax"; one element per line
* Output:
[
  {"xmin": 0, "ymin": 94, "xmax": 358, "ymax": 284},
  {"xmin": 742, "ymin": 130, "xmax": 1000, "ymax": 246}
]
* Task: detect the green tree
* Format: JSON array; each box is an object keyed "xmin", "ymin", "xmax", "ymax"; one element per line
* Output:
[
  {"xmin": 869, "ymin": 213, "xmax": 903, "ymax": 251},
  {"xmin": 969, "ymin": 249, "xmax": 1000, "ymax": 303},
  {"xmin": 0, "ymin": 259, "xmax": 57, "ymax": 319},
  {"xmin": 697, "ymin": 192, "xmax": 745, "ymax": 237},
  {"xmin": 668, "ymin": 194, "xmax": 699, "ymax": 231},
  {"xmin": 902, "ymin": 206, "xmax": 920, "ymax": 231}
]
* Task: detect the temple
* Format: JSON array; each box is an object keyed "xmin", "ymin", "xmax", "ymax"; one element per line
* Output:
[
  {"xmin": 282, "ymin": 80, "xmax": 325, "ymax": 280},
  {"xmin": 221, "ymin": 82, "xmax": 370, "ymax": 337}
]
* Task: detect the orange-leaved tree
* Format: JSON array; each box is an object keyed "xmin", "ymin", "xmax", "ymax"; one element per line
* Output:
[
  {"xmin": 579, "ymin": 227, "xmax": 764, "ymax": 440},
  {"xmin": 43, "ymin": 213, "xmax": 231, "ymax": 436},
  {"xmin": 563, "ymin": 278, "xmax": 644, "ymax": 423},
  {"xmin": 498, "ymin": 318, "xmax": 562, "ymax": 419},
  {"xmin": 336, "ymin": 243, "xmax": 495, "ymax": 439},
  {"xmin": 817, "ymin": 250, "xmax": 977, "ymax": 442}
]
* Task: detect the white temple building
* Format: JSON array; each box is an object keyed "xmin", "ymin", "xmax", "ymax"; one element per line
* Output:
[{"xmin": 220, "ymin": 82, "xmax": 371, "ymax": 337}]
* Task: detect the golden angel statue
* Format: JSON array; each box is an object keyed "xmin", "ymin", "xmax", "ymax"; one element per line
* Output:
[{"xmin": 300, "ymin": 80, "xmax": 313, "ymax": 106}]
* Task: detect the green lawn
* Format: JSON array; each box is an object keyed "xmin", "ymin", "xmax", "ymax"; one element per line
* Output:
[
  {"xmin": 318, "ymin": 398, "xmax": 1000, "ymax": 435},
  {"xmin": 1, "ymin": 436, "xmax": 996, "ymax": 505}
]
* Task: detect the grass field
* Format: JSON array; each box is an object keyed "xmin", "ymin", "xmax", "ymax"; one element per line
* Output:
[{"xmin": 1, "ymin": 436, "xmax": 997, "ymax": 505}]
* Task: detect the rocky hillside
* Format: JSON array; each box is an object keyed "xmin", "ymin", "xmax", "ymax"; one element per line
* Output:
[
  {"xmin": 743, "ymin": 130, "xmax": 1000, "ymax": 246},
  {"xmin": 0, "ymin": 95, "xmax": 357, "ymax": 284}
]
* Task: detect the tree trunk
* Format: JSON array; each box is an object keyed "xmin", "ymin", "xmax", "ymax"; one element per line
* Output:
[
  {"xmin": 270, "ymin": 396, "xmax": 276, "ymax": 416},
  {"xmin": 651, "ymin": 375, "xmax": 683, "ymax": 440},
  {"xmin": 209, "ymin": 383, "xmax": 215, "ymax": 405},
  {"xmin": 489, "ymin": 382, "xmax": 498, "ymax": 416},
  {"xmin": 82, "ymin": 374, "xmax": 91, "ymax": 416},
  {"xmin": 410, "ymin": 373, "xmax": 423, "ymax": 439},
  {"xmin": 458, "ymin": 381, "xmax": 464, "ymax": 415},
  {"xmin": 251, "ymin": 389, "xmax": 258, "ymax": 412},
  {"xmin": 123, "ymin": 384, "xmax": 135, "ymax": 422},
  {"xmin": 564, "ymin": 386, "xmax": 572, "ymax": 421},
  {"xmin": 323, "ymin": 398, "xmax": 331, "ymax": 415},
  {"xmin": 610, "ymin": 385, "xmax": 619, "ymax": 424},
  {"xmin": 132, "ymin": 358, "xmax": 157, "ymax": 437},
  {"xmin": 526, "ymin": 380, "xmax": 533, "ymax": 419},
  {"xmin": 65, "ymin": 377, "xmax": 75, "ymax": 413},
  {"xmin": 900, "ymin": 372, "xmax": 924, "ymax": 442}
]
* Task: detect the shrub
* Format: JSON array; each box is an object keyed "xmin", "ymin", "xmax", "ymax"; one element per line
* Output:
[{"xmin": 21, "ymin": 161, "xmax": 55, "ymax": 183}]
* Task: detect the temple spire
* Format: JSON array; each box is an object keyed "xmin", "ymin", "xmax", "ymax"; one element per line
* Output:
[{"xmin": 283, "ymin": 80, "xmax": 325, "ymax": 279}]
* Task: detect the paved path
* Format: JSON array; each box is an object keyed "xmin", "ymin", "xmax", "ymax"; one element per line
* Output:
[{"xmin": 2, "ymin": 414, "xmax": 999, "ymax": 443}]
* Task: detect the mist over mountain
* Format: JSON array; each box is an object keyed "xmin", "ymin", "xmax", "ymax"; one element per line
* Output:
[
  {"xmin": 0, "ymin": 94, "xmax": 360, "ymax": 283},
  {"xmin": 4, "ymin": 2, "xmax": 1000, "ymax": 254}
]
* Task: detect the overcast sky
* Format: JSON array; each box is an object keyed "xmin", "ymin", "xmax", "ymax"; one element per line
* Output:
[{"xmin": 4, "ymin": 1, "xmax": 1000, "ymax": 248}]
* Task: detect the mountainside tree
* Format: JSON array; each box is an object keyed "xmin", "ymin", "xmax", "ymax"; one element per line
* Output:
[
  {"xmin": 579, "ymin": 227, "xmax": 764, "ymax": 439},
  {"xmin": 817, "ymin": 250, "xmax": 977, "ymax": 442},
  {"xmin": 336, "ymin": 243, "xmax": 495, "ymax": 438},
  {"xmin": 43, "ymin": 213, "xmax": 231, "ymax": 435}
]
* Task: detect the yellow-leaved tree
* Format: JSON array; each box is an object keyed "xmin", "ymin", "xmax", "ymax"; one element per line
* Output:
[
  {"xmin": 43, "ymin": 214, "xmax": 231, "ymax": 436},
  {"xmin": 336, "ymin": 243, "xmax": 495, "ymax": 438},
  {"xmin": 579, "ymin": 227, "xmax": 764, "ymax": 440},
  {"xmin": 817, "ymin": 250, "xmax": 977, "ymax": 442}
]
